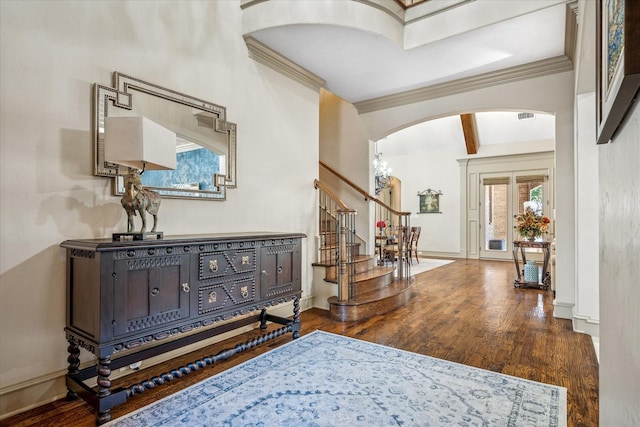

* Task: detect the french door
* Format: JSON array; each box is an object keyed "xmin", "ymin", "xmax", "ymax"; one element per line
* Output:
[{"xmin": 479, "ymin": 171, "xmax": 549, "ymax": 260}]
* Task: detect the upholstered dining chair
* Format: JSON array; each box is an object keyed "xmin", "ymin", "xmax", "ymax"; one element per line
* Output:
[{"xmin": 408, "ymin": 226, "xmax": 421, "ymax": 264}]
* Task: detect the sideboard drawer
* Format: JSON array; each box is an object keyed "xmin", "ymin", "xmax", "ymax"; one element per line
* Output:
[
  {"xmin": 199, "ymin": 247, "xmax": 256, "ymax": 280},
  {"xmin": 197, "ymin": 276, "xmax": 256, "ymax": 315}
]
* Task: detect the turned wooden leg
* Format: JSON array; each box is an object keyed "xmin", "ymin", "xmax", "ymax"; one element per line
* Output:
[
  {"xmin": 259, "ymin": 308, "xmax": 268, "ymax": 330},
  {"xmin": 96, "ymin": 357, "xmax": 112, "ymax": 425},
  {"xmin": 292, "ymin": 296, "xmax": 301, "ymax": 339},
  {"xmin": 65, "ymin": 340, "xmax": 80, "ymax": 400}
]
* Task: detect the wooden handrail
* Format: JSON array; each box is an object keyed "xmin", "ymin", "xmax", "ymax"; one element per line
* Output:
[
  {"xmin": 314, "ymin": 179, "xmax": 349, "ymax": 210},
  {"xmin": 319, "ymin": 161, "xmax": 410, "ymax": 216}
]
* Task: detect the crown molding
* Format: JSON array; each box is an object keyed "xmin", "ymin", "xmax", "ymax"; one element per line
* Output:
[
  {"xmin": 242, "ymin": 0, "xmax": 405, "ymax": 22},
  {"xmin": 244, "ymin": 36, "xmax": 326, "ymax": 92},
  {"xmin": 240, "ymin": 0, "xmax": 268, "ymax": 10},
  {"xmin": 404, "ymin": 0, "xmax": 474, "ymax": 25},
  {"xmin": 353, "ymin": 0, "xmax": 405, "ymax": 24},
  {"xmin": 564, "ymin": 1, "xmax": 579, "ymax": 63},
  {"xmin": 354, "ymin": 55, "xmax": 574, "ymax": 114}
]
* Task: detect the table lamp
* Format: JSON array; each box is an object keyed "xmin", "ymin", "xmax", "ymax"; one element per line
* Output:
[{"xmin": 104, "ymin": 116, "xmax": 176, "ymax": 241}]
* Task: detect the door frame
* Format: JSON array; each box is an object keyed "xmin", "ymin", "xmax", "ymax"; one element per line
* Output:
[
  {"xmin": 461, "ymin": 152, "xmax": 555, "ymax": 260},
  {"xmin": 479, "ymin": 170, "xmax": 551, "ymax": 260},
  {"xmin": 479, "ymin": 172, "xmax": 513, "ymax": 260}
]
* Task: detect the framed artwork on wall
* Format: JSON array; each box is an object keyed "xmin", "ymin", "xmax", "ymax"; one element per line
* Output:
[
  {"xmin": 418, "ymin": 189, "xmax": 442, "ymax": 214},
  {"xmin": 596, "ymin": 0, "xmax": 640, "ymax": 144}
]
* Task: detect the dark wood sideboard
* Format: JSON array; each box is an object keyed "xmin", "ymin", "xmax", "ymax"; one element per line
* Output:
[{"xmin": 61, "ymin": 232, "xmax": 305, "ymax": 425}]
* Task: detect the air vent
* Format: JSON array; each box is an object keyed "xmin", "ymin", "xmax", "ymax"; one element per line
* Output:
[{"xmin": 517, "ymin": 112, "xmax": 535, "ymax": 120}]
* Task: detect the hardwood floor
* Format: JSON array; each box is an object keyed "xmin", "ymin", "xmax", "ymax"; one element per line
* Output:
[{"xmin": 2, "ymin": 258, "xmax": 598, "ymax": 427}]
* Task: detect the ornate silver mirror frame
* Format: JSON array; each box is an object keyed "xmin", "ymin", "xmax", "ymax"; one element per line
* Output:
[{"xmin": 94, "ymin": 72, "xmax": 237, "ymax": 200}]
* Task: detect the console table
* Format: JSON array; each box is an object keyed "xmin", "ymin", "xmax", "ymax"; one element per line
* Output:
[
  {"xmin": 512, "ymin": 240, "xmax": 551, "ymax": 290},
  {"xmin": 61, "ymin": 232, "xmax": 305, "ymax": 425}
]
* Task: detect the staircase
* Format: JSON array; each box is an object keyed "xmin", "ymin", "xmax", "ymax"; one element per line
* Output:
[
  {"xmin": 314, "ymin": 172, "xmax": 415, "ymax": 322},
  {"xmin": 324, "ymin": 256, "xmax": 413, "ymax": 322}
]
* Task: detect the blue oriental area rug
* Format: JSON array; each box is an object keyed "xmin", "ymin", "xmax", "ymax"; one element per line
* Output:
[{"xmin": 106, "ymin": 330, "xmax": 566, "ymax": 426}]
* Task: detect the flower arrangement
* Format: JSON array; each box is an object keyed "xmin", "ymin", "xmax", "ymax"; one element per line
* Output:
[
  {"xmin": 514, "ymin": 208, "xmax": 550, "ymax": 240},
  {"xmin": 376, "ymin": 221, "xmax": 386, "ymax": 229}
]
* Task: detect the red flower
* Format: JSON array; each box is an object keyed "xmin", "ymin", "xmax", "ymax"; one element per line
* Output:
[{"xmin": 376, "ymin": 221, "xmax": 386, "ymax": 228}]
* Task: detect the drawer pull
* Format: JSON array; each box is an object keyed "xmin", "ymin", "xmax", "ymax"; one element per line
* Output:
[
  {"xmin": 182, "ymin": 283, "xmax": 190, "ymax": 293},
  {"xmin": 261, "ymin": 270, "xmax": 269, "ymax": 276},
  {"xmin": 241, "ymin": 286, "xmax": 249, "ymax": 298},
  {"xmin": 151, "ymin": 288, "xmax": 159, "ymax": 296},
  {"xmin": 209, "ymin": 260, "xmax": 218, "ymax": 272},
  {"xmin": 278, "ymin": 267, "xmax": 283, "ymax": 273}
]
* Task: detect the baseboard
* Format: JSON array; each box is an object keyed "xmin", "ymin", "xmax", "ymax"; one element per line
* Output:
[
  {"xmin": 551, "ymin": 303, "xmax": 599, "ymax": 361},
  {"xmin": 572, "ymin": 314, "xmax": 600, "ymax": 361},
  {"xmin": 552, "ymin": 300, "xmax": 574, "ymax": 319},
  {"xmin": 592, "ymin": 336, "xmax": 600, "ymax": 363},
  {"xmin": 266, "ymin": 295, "xmax": 314, "ymax": 317},
  {"xmin": 311, "ymin": 263, "xmax": 337, "ymax": 310},
  {"xmin": 0, "ymin": 370, "xmax": 68, "ymax": 420},
  {"xmin": 417, "ymin": 251, "xmax": 465, "ymax": 259},
  {"xmin": 572, "ymin": 314, "xmax": 600, "ymax": 339},
  {"xmin": 0, "ymin": 299, "xmax": 313, "ymax": 421}
]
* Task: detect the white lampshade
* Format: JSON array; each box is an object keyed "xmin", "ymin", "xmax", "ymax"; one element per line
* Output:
[{"xmin": 104, "ymin": 116, "xmax": 176, "ymax": 171}]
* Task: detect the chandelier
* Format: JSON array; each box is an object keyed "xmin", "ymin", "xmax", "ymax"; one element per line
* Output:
[{"xmin": 373, "ymin": 150, "xmax": 392, "ymax": 195}]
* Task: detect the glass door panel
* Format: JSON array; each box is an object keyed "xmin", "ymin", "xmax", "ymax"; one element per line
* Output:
[
  {"xmin": 480, "ymin": 175, "xmax": 511, "ymax": 259},
  {"xmin": 515, "ymin": 174, "xmax": 550, "ymax": 243},
  {"xmin": 484, "ymin": 184, "xmax": 508, "ymax": 252},
  {"xmin": 479, "ymin": 172, "xmax": 549, "ymax": 260}
]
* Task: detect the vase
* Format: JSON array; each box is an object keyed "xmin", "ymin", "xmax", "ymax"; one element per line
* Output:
[
  {"xmin": 524, "ymin": 260, "xmax": 538, "ymax": 282},
  {"xmin": 527, "ymin": 237, "xmax": 536, "ymax": 242}
]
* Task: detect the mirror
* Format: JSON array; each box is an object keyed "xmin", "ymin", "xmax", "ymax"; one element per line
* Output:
[{"xmin": 94, "ymin": 72, "xmax": 236, "ymax": 200}]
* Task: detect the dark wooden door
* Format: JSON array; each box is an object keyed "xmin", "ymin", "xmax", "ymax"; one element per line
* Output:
[
  {"xmin": 113, "ymin": 254, "xmax": 190, "ymax": 338},
  {"xmin": 259, "ymin": 243, "xmax": 299, "ymax": 299}
]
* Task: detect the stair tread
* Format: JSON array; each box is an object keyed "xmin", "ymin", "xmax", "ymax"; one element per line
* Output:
[
  {"xmin": 319, "ymin": 242, "xmax": 361, "ymax": 249},
  {"xmin": 328, "ymin": 277, "xmax": 415, "ymax": 306},
  {"xmin": 353, "ymin": 266, "xmax": 395, "ymax": 281},
  {"xmin": 313, "ymin": 254, "xmax": 375, "ymax": 268},
  {"xmin": 322, "ymin": 265, "xmax": 393, "ymax": 284}
]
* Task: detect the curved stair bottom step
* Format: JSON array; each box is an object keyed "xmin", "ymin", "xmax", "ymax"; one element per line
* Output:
[
  {"xmin": 327, "ymin": 277, "xmax": 415, "ymax": 322},
  {"xmin": 321, "ymin": 255, "xmax": 379, "ymax": 282}
]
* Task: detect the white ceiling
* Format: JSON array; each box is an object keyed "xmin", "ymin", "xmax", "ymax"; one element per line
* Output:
[
  {"xmin": 379, "ymin": 112, "xmax": 555, "ymax": 155},
  {"xmin": 246, "ymin": 0, "xmax": 572, "ymax": 149},
  {"xmin": 249, "ymin": 2, "xmax": 569, "ymax": 104}
]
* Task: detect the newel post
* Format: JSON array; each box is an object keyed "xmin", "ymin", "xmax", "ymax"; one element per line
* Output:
[
  {"xmin": 337, "ymin": 210, "xmax": 349, "ymax": 302},
  {"xmin": 336, "ymin": 208, "xmax": 356, "ymax": 302}
]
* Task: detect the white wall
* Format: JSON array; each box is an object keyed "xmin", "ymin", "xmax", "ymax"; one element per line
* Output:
[
  {"xmin": 319, "ymin": 90, "xmax": 374, "ymax": 250},
  {"xmin": 573, "ymin": 92, "xmax": 600, "ymax": 337},
  {"xmin": 378, "ymin": 119, "xmax": 464, "ymax": 255},
  {"xmin": 598, "ymin": 99, "xmax": 640, "ymax": 426},
  {"xmin": 0, "ymin": 0, "xmax": 319, "ymax": 416}
]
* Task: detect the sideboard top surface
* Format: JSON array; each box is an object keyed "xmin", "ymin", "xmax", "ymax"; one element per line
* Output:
[{"xmin": 61, "ymin": 232, "xmax": 306, "ymax": 250}]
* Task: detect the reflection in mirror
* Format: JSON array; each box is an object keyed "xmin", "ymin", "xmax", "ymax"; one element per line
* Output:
[
  {"xmin": 142, "ymin": 135, "xmax": 225, "ymax": 195},
  {"xmin": 94, "ymin": 72, "xmax": 237, "ymax": 200}
]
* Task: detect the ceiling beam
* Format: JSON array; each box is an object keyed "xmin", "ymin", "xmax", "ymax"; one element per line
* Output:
[{"xmin": 460, "ymin": 113, "xmax": 478, "ymax": 155}]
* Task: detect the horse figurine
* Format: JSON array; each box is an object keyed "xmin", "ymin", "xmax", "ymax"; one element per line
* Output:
[{"xmin": 121, "ymin": 169, "xmax": 161, "ymax": 233}]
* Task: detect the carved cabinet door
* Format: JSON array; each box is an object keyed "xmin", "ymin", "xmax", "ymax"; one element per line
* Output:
[
  {"xmin": 259, "ymin": 243, "xmax": 300, "ymax": 300},
  {"xmin": 112, "ymin": 254, "xmax": 190, "ymax": 338}
]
